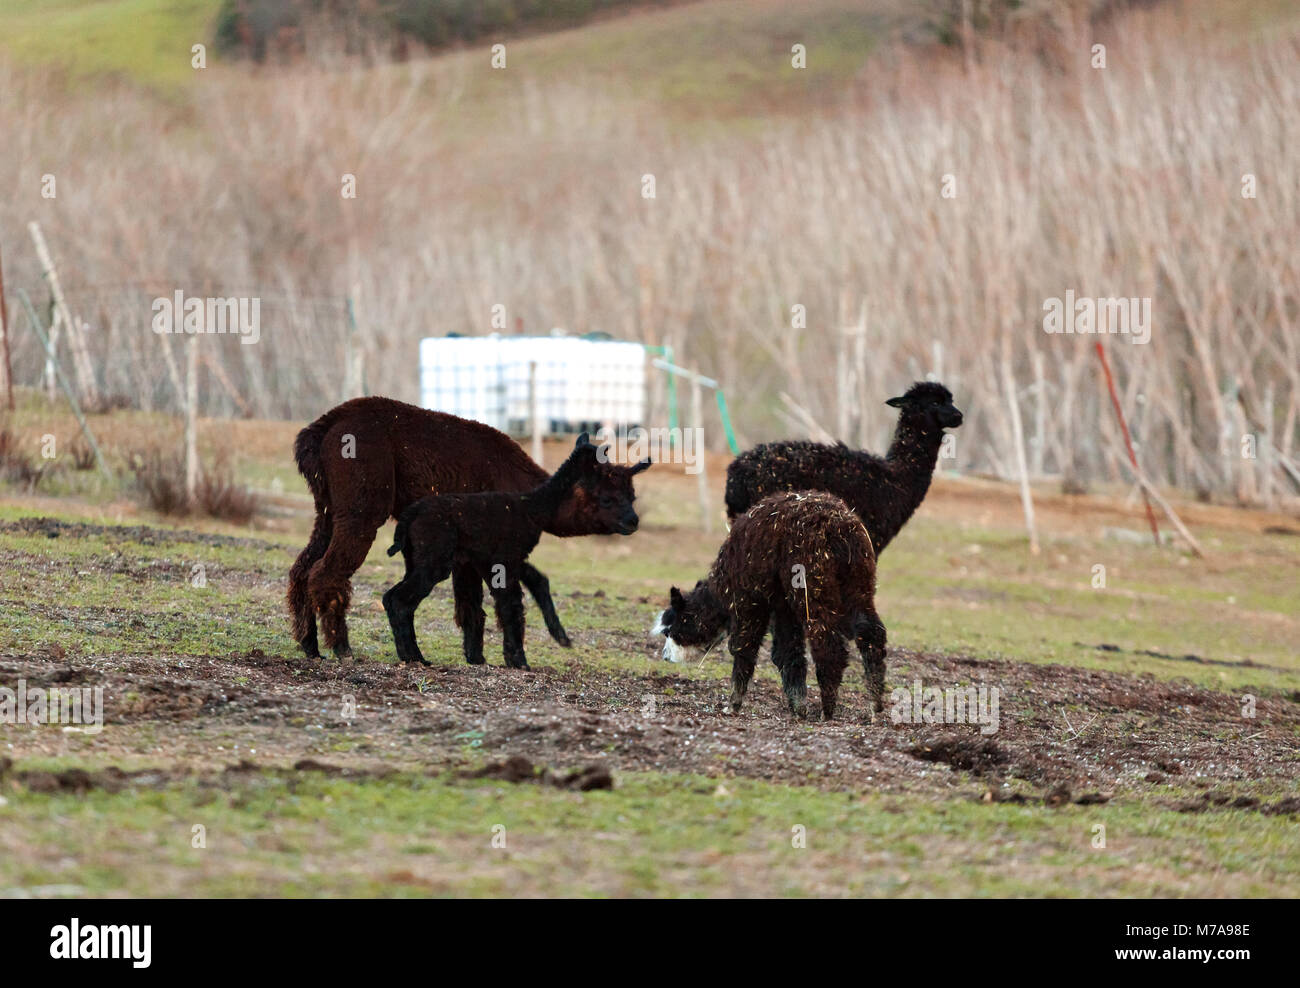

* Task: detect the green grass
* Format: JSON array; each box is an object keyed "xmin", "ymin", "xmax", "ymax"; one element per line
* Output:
[
  {"xmin": 3, "ymin": 459, "xmax": 1299, "ymax": 896},
  {"xmin": 2, "ymin": 764, "xmax": 1295, "ymax": 896},
  {"xmin": 872, "ymin": 521, "xmax": 1300, "ymax": 694},
  {"xmin": 0, "ymin": 0, "xmax": 894, "ymax": 102},
  {"xmin": 0, "ymin": 0, "xmax": 221, "ymax": 88},
  {"xmin": 2, "ymin": 481, "xmax": 1298, "ymax": 695}
]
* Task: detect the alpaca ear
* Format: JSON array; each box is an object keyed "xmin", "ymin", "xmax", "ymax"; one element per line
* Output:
[
  {"xmin": 885, "ymin": 396, "xmax": 906, "ymax": 408},
  {"xmin": 670, "ymin": 586, "xmax": 685, "ymax": 610},
  {"xmin": 575, "ymin": 431, "xmax": 591, "ymax": 449},
  {"xmin": 628, "ymin": 457, "xmax": 652, "ymax": 475}
]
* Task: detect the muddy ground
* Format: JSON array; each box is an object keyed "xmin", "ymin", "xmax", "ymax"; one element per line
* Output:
[{"xmin": 4, "ymin": 629, "xmax": 1298, "ymax": 812}]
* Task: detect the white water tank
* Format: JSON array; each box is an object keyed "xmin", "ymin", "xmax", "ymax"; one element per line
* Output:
[{"xmin": 419, "ymin": 334, "xmax": 646, "ymax": 435}]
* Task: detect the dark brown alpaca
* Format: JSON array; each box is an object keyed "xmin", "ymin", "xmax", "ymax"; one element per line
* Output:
[
  {"xmin": 288, "ymin": 396, "xmax": 649, "ymax": 660},
  {"xmin": 385, "ymin": 433, "xmax": 617, "ymax": 669},
  {"xmin": 723, "ymin": 382, "xmax": 959, "ymax": 684},
  {"xmin": 653, "ymin": 491, "xmax": 885, "ymax": 721},
  {"xmin": 724, "ymin": 381, "xmax": 963, "ymax": 555}
]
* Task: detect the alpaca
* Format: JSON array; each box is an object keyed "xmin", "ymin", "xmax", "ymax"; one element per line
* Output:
[
  {"xmin": 288, "ymin": 396, "xmax": 650, "ymax": 661},
  {"xmin": 384, "ymin": 433, "xmax": 625, "ymax": 669},
  {"xmin": 652, "ymin": 491, "xmax": 885, "ymax": 721},
  {"xmin": 724, "ymin": 381, "xmax": 963, "ymax": 555}
]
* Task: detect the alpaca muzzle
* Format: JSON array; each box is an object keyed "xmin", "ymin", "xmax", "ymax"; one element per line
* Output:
[{"xmin": 650, "ymin": 611, "xmax": 683, "ymax": 662}]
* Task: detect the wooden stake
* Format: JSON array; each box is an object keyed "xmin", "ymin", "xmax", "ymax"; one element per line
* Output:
[
  {"xmin": 45, "ymin": 305, "xmax": 61, "ymax": 401},
  {"xmin": 529, "ymin": 360, "xmax": 543, "ymax": 465},
  {"xmin": 15, "ymin": 287, "xmax": 110, "ymax": 478},
  {"xmin": 201, "ymin": 350, "xmax": 254, "ymax": 418},
  {"xmin": 29, "ymin": 222, "xmax": 99, "ymax": 407},
  {"xmin": 692, "ymin": 376, "xmax": 712, "ymax": 534},
  {"xmin": 1095, "ymin": 342, "xmax": 1160, "ymax": 544},
  {"xmin": 1119, "ymin": 454, "xmax": 1206, "ymax": 558},
  {"xmin": 1001, "ymin": 356, "xmax": 1039, "ymax": 555},
  {"xmin": 185, "ymin": 334, "xmax": 200, "ymax": 506}
]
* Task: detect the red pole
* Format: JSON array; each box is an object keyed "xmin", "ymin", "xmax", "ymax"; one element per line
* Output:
[
  {"xmin": 1095, "ymin": 341, "xmax": 1160, "ymax": 544},
  {"xmin": 0, "ymin": 240, "xmax": 13, "ymax": 410}
]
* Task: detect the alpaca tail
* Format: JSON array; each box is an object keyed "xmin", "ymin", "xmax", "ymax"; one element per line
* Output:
[
  {"xmin": 722, "ymin": 456, "xmax": 752, "ymax": 520},
  {"xmin": 387, "ymin": 504, "xmax": 416, "ymax": 557},
  {"xmin": 293, "ymin": 412, "xmax": 333, "ymax": 508}
]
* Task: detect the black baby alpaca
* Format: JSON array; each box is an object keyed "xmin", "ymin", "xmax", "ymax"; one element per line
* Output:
[
  {"xmin": 385, "ymin": 433, "xmax": 644, "ymax": 669},
  {"xmin": 655, "ymin": 490, "xmax": 886, "ymax": 721}
]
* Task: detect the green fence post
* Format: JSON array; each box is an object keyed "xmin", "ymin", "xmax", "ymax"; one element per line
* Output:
[{"xmin": 714, "ymin": 388, "xmax": 740, "ymax": 455}]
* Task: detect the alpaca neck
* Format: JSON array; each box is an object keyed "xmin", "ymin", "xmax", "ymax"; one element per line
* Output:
[
  {"xmin": 886, "ymin": 416, "xmax": 945, "ymax": 466},
  {"xmin": 694, "ymin": 577, "xmax": 731, "ymax": 639},
  {"xmin": 874, "ymin": 416, "xmax": 946, "ymax": 548},
  {"xmin": 524, "ymin": 457, "xmax": 584, "ymax": 527}
]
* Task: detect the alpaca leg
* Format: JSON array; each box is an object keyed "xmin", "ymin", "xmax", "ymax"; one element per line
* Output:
[
  {"xmin": 451, "ymin": 563, "xmax": 486, "ymax": 665},
  {"xmin": 727, "ymin": 608, "xmax": 766, "ymax": 713},
  {"xmin": 491, "ymin": 582, "xmax": 529, "ymax": 670},
  {"xmin": 288, "ymin": 509, "xmax": 332, "ymax": 658},
  {"xmin": 382, "ymin": 564, "xmax": 442, "ymax": 666},
  {"xmin": 308, "ymin": 518, "xmax": 382, "ymax": 659},
  {"xmin": 809, "ymin": 632, "xmax": 851, "ymax": 721},
  {"xmin": 520, "ymin": 563, "xmax": 571, "ymax": 647},
  {"xmin": 771, "ymin": 607, "xmax": 808, "ymax": 718},
  {"xmin": 855, "ymin": 611, "xmax": 888, "ymax": 716},
  {"xmin": 769, "ymin": 610, "xmax": 805, "ymax": 674}
]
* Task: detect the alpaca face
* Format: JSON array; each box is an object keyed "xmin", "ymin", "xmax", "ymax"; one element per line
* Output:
[
  {"xmin": 651, "ymin": 582, "xmax": 727, "ymax": 661},
  {"xmin": 886, "ymin": 381, "xmax": 963, "ymax": 431},
  {"xmin": 556, "ymin": 457, "xmax": 650, "ymax": 536}
]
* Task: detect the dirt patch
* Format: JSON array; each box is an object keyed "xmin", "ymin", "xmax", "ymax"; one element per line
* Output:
[
  {"xmin": 0, "ymin": 756, "xmax": 182, "ymax": 793},
  {"xmin": 4, "ymin": 638, "xmax": 1298, "ymax": 804},
  {"xmin": 909, "ymin": 735, "xmax": 1009, "ymax": 775},
  {"xmin": 0, "ymin": 516, "xmax": 281, "ymax": 551},
  {"xmin": 1077, "ymin": 641, "xmax": 1286, "ymax": 673},
  {"xmin": 1169, "ymin": 791, "xmax": 1300, "ymax": 817},
  {"xmin": 0, "ymin": 755, "xmax": 407, "ymax": 795},
  {"xmin": 461, "ymin": 755, "xmax": 614, "ymax": 791}
]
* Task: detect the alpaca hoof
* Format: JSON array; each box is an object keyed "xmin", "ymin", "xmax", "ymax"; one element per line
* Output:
[
  {"xmin": 556, "ymin": 633, "xmax": 572, "ymax": 648},
  {"xmin": 333, "ymin": 645, "xmax": 353, "ymax": 661}
]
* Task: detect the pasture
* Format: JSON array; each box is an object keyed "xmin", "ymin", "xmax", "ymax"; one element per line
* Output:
[
  {"xmin": 2, "ymin": 408, "xmax": 1298, "ymax": 897},
  {"xmin": 1, "ymin": 0, "xmax": 1298, "ymax": 905}
]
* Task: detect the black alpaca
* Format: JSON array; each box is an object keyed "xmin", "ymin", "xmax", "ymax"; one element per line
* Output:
[
  {"xmin": 384, "ymin": 434, "xmax": 637, "ymax": 669},
  {"xmin": 724, "ymin": 381, "xmax": 963, "ymax": 555},
  {"xmin": 653, "ymin": 491, "xmax": 886, "ymax": 721}
]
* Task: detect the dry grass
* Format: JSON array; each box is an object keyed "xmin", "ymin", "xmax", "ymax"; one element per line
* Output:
[
  {"xmin": 0, "ymin": 0, "xmax": 1296, "ymax": 503},
  {"xmin": 128, "ymin": 446, "xmax": 257, "ymax": 521},
  {"xmin": 0, "ymin": 424, "xmax": 49, "ymax": 490}
]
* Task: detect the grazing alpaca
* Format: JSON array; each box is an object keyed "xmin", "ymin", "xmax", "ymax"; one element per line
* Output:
[
  {"xmin": 724, "ymin": 381, "xmax": 963, "ymax": 555},
  {"xmin": 385, "ymin": 433, "xmax": 624, "ymax": 669},
  {"xmin": 652, "ymin": 491, "xmax": 885, "ymax": 721},
  {"xmin": 288, "ymin": 396, "xmax": 650, "ymax": 660}
]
